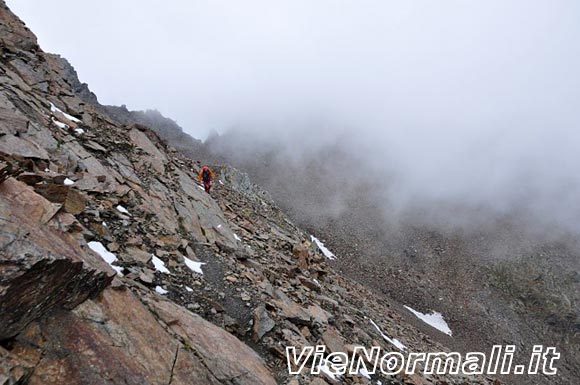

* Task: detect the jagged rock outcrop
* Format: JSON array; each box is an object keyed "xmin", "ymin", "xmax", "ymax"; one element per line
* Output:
[
  {"xmin": 0, "ymin": 178, "xmax": 113, "ymax": 341},
  {"xmin": 0, "ymin": 2, "xmax": 509, "ymax": 385}
]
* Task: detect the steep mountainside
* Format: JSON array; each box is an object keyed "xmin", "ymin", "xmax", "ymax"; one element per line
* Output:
[
  {"xmin": 203, "ymin": 131, "xmax": 580, "ymax": 385},
  {"xmin": 0, "ymin": 3, "xmax": 503, "ymax": 385}
]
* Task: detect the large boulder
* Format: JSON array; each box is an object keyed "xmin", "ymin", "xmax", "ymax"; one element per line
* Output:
[
  {"xmin": 11, "ymin": 288, "xmax": 277, "ymax": 385},
  {"xmin": 147, "ymin": 295, "xmax": 277, "ymax": 385}
]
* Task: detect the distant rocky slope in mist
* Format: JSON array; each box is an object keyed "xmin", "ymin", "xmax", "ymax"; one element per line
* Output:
[
  {"xmin": 0, "ymin": 2, "xmax": 506, "ymax": 385},
  {"xmin": 102, "ymin": 105, "xmax": 206, "ymax": 159},
  {"xmin": 203, "ymin": 130, "xmax": 580, "ymax": 385}
]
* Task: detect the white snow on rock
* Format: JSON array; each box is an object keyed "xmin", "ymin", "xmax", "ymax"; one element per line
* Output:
[
  {"xmin": 51, "ymin": 117, "xmax": 68, "ymax": 129},
  {"xmin": 155, "ymin": 286, "xmax": 168, "ymax": 295},
  {"xmin": 185, "ymin": 286, "xmax": 193, "ymax": 292},
  {"xmin": 404, "ymin": 306, "xmax": 453, "ymax": 336},
  {"xmin": 50, "ymin": 102, "xmax": 82, "ymax": 123},
  {"xmin": 183, "ymin": 256, "xmax": 205, "ymax": 275},
  {"xmin": 317, "ymin": 360, "xmax": 341, "ymax": 381},
  {"xmin": 234, "ymin": 233, "xmax": 241, "ymax": 241},
  {"xmin": 88, "ymin": 241, "xmax": 123, "ymax": 275},
  {"xmin": 151, "ymin": 255, "xmax": 170, "ymax": 274},
  {"xmin": 74, "ymin": 128, "xmax": 85, "ymax": 135},
  {"xmin": 63, "ymin": 178, "xmax": 75, "ymax": 185},
  {"xmin": 310, "ymin": 235, "xmax": 336, "ymax": 260},
  {"xmin": 359, "ymin": 367, "xmax": 371, "ymax": 379},
  {"xmin": 369, "ymin": 319, "xmax": 407, "ymax": 351},
  {"xmin": 116, "ymin": 205, "xmax": 130, "ymax": 215}
]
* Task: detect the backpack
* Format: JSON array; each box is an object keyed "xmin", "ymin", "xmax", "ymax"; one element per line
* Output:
[{"xmin": 202, "ymin": 169, "xmax": 211, "ymax": 182}]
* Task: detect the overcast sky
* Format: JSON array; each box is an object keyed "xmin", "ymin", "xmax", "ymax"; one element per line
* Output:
[
  {"xmin": 7, "ymin": 0, "xmax": 580, "ymax": 230},
  {"xmin": 7, "ymin": 1, "xmax": 579, "ymax": 138}
]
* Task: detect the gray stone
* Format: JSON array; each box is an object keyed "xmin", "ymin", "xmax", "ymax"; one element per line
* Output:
[
  {"xmin": 252, "ymin": 305, "xmax": 276, "ymax": 341},
  {"xmin": 0, "ymin": 134, "xmax": 49, "ymax": 159}
]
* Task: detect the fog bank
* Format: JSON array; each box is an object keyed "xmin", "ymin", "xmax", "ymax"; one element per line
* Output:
[{"xmin": 8, "ymin": 0, "xmax": 580, "ymax": 232}]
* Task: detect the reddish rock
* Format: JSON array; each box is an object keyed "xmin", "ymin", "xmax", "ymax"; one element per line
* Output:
[
  {"xmin": 0, "ymin": 178, "xmax": 113, "ymax": 340},
  {"xmin": 33, "ymin": 183, "xmax": 86, "ymax": 214},
  {"xmin": 148, "ymin": 295, "xmax": 277, "ymax": 385}
]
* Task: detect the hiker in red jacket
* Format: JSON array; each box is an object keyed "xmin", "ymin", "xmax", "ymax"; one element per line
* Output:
[{"xmin": 198, "ymin": 166, "xmax": 215, "ymax": 194}]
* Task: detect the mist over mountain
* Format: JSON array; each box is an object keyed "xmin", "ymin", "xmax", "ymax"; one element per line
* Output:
[
  {"xmin": 8, "ymin": 0, "xmax": 580, "ymax": 235},
  {"xmin": 205, "ymin": 123, "xmax": 580, "ymax": 243}
]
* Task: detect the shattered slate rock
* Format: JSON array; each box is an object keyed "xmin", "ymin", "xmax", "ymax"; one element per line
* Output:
[{"xmin": 252, "ymin": 305, "xmax": 276, "ymax": 341}]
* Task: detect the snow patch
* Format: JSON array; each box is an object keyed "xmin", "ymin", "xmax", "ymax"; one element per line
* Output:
[
  {"xmin": 183, "ymin": 256, "xmax": 205, "ymax": 275},
  {"xmin": 155, "ymin": 286, "xmax": 168, "ymax": 295},
  {"xmin": 88, "ymin": 241, "xmax": 123, "ymax": 275},
  {"xmin": 310, "ymin": 235, "xmax": 336, "ymax": 260},
  {"xmin": 74, "ymin": 128, "xmax": 85, "ymax": 135},
  {"xmin": 359, "ymin": 367, "xmax": 371, "ymax": 379},
  {"xmin": 317, "ymin": 360, "xmax": 341, "ymax": 381},
  {"xmin": 234, "ymin": 233, "xmax": 241, "ymax": 241},
  {"xmin": 185, "ymin": 286, "xmax": 193, "ymax": 292},
  {"xmin": 116, "ymin": 205, "xmax": 130, "ymax": 215},
  {"xmin": 404, "ymin": 306, "xmax": 453, "ymax": 336},
  {"xmin": 369, "ymin": 319, "xmax": 407, "ymax": 351},
  {"xmin": 151, "ymin": 255, "xmax": 170, "ymax": 274},
  {"xmin": 50, "ymin": 102, "xmax": 82, "ymax": 123},
  {"xmin": 63, "ymin": 178, "xmax": 74, "ymax": 185},
  {"xmin": 52, "ymin": 117, "xmax": 68, "ymax": 129}
]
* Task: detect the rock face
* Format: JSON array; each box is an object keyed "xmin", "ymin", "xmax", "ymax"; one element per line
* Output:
[
  {"xmin": 0, "ymin": 178, "xmax": 113, "ymax": 341},
  {"xmin": 13, "ymin": 288, "xmax": 276, "ymax": 385},
  {"xmin": 0, "ymin": 2, "xmax": 506, "ymax": 385}
]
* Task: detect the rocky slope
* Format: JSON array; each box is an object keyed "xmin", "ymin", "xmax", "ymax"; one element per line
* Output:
[
  {"xmin": 100, "ymin": 105, "xmax": 206, "ymax": 161},
  {"xmin": 202, "ymin": 131, "xmax": 580, "ymax": 385},
  {"xmin": 0, "ymin": 2, "xmax": 565, "ymax": 385},
  {"xmin": 200, "ymin": 113, "xmax": 580, "ymax": 385}
]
